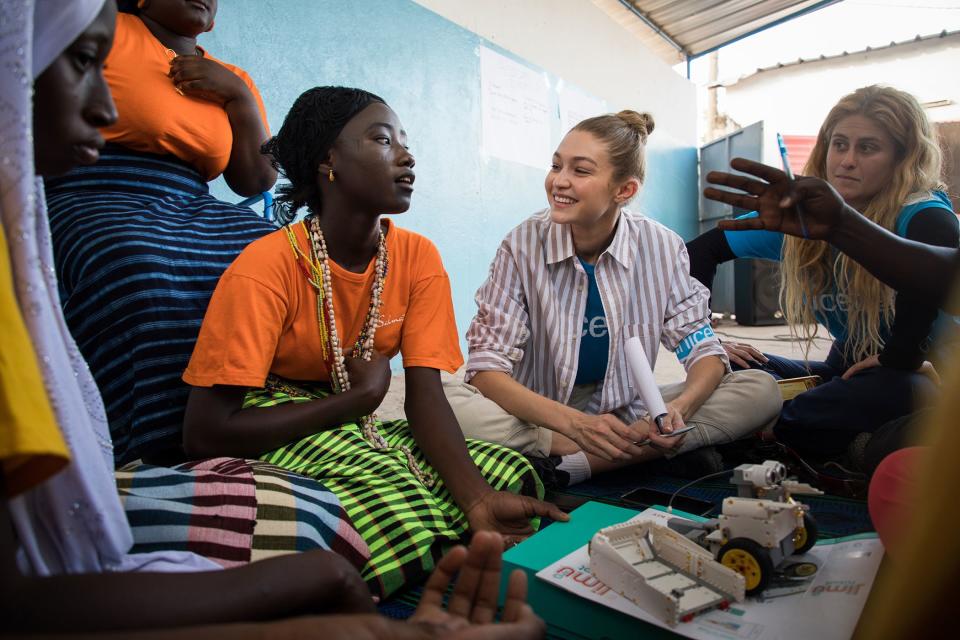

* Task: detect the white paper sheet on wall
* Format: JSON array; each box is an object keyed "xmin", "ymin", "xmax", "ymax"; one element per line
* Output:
[
  {"xmin": 479, "ymin": 46, "xmax": 552, "ymax": 169},
  {"xmin": 558, "ymin": 82, "xmax": 607, "ymax": 136}
]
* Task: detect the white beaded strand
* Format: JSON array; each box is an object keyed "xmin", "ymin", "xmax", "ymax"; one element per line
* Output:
[{"xmin": 307, "ymin": 216, "xmax": 432, "ymax": 486}]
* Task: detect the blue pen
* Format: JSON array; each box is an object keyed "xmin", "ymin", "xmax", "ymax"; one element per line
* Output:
[{"xmin": 776, "ymin": 133, "xmax": 809, "ymax": 238}]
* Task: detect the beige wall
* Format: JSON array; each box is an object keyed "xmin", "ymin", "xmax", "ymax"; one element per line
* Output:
[
  {"xmin": 719, "ymin": 34, "xmax": 960, "ymax": 139},
  {"xmin": 936, "ymin": 122, "xmax": 960, "ymax": 213},
  {"xmin": 411, "ymin": 0, "xmax": 697, "ymax": 147}
]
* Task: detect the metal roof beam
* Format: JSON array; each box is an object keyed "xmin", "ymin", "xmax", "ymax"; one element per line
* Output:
[
  {"xmin": 687, "ymin": 0, "xmax": 841, "ymax": 60},
  {"xmin": 616, "ymin": 0, "xmax": 689, "ymax": 57}
]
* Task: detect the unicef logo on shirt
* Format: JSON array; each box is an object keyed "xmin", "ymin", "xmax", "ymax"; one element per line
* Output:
[
  {"xmin": 676, "ymin": 325, "xmax": 716, "ymax": 361},
  {"xmin": 582, "ymin": 315, "xmax": 609, "ymax": 338},
  {"xmin": 814, "ymin": 293, "xmax": 850, "ymax": 312}
]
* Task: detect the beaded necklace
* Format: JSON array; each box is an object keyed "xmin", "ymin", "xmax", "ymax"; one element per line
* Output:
[{"xmin": 284, "ymin": 215, "xmax": 432, "ymax": 486}]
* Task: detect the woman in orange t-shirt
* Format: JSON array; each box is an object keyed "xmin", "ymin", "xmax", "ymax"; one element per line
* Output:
[
  {"xmin": 182, "ymin": 86, "xmax": 567, "ymax": 597},
  {"xmin": 46, "ymin": 0, "xmax": 278, "ymax": 466}
]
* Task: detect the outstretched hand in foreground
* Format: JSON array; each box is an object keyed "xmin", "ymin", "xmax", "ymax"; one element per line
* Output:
[
  {"xmin": 409, "ymin": 530, "xmax": 546, "ymax": 639},
  {"xmin": 194, "ymin": 532, "xmax": 547, "ymax": 640},
  {"xmin": 704, "ymin": 157, "xmax": 847, "ymax": 241}
]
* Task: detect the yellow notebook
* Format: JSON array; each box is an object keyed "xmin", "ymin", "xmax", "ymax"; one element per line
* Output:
[{"xmin": 777, "ymin": 375, "xmax": 821, "ymax": 401}]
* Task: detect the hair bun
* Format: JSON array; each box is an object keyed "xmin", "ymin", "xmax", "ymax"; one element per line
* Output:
[{"xmin": 616, "ymin": 110, "xmax": 655, "ymax": 140}]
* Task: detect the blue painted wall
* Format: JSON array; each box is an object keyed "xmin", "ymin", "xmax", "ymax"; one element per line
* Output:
[{"xmin": 203, "ymin": 0, "xmax": 699, "ymax": 355}]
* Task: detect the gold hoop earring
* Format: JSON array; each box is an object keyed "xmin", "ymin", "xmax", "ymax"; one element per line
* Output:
[{"xmin": 328, "ymin": 169, "xmax": 335, "ymax": 183}]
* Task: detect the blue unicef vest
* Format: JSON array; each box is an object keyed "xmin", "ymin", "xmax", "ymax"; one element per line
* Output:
[{"xmin": 723, "ymin": 191, "xmax": 955, "ymax": 344}]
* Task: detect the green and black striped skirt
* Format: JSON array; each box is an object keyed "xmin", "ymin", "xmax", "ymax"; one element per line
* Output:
[{"xmin": 246, "ymin": 382, "xmax": 543, "ymax": 598}]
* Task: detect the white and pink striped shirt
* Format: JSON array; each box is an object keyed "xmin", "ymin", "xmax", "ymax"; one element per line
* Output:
[{"xmin": 465, "ymin": 208, "xmax": 729, "ymax": 423}]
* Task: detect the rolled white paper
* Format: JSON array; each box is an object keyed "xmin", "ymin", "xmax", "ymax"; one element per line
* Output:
[{"xmin": 624, "ymin": 336, "xmax": 667, "ymax": 420}]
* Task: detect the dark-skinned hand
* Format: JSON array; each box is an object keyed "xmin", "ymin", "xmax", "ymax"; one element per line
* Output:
[
  {"xmin": 409, "ymin": 531, "xmax": 546, "ymax": 639},
  {"xmin": 344, "ymin": 349, "xmax": 391, "ymax": 415},
  {"xmin": 464, "ymin": 492, "xmax": 568, "ymax": 547},
  {"xmin": 704, "ymin": 157, "xmax": 847, "ymax": 240},
  {"xmin": 168, "ymin": 54, "xmax": 250, "ymax": 107}
]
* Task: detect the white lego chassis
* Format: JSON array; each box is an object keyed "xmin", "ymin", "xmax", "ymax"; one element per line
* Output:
[{"xmin": 589, "ymin": 520, "xmax": 745, "ymax": 626}]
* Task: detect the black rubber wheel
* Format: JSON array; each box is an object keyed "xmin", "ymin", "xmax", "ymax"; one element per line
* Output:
[
  {"xmin": 718, "ymin": 537, "xmax": 775, "ymax": 596},
  {"xmin": 793, "ymin": 513, "xmax": 818, "ymax": 555}
]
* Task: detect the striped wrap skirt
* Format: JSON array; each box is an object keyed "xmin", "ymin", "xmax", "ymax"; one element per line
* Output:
[
  {"xmin": 45, "ymin": 145, "xmax": 276, "ymax": 466},
  {"xmin": 117, "ymin": 457, "xmax": 370, "ymax": 569},
  {"xmin": 246, "ymin": 382, "xmax": 544, "ymax": 598}
]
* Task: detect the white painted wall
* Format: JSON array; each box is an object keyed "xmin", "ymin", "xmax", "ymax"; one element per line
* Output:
[
  {"xmin": 719, "ymin": 34, "xmax": 960, "ymax": 140},
  {"xmin": 411, "ymin": 0, "xmax": 697, "ymax": 148}
]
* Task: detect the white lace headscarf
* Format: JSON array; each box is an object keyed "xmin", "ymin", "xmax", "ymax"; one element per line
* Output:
[{"xmin": 0, "ymin": 0, "xmax": 218, "ymax": 574}]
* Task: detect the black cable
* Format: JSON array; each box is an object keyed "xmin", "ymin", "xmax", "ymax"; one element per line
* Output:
[
  {"xmin": 715, "ymin": 330, "xmax": 833, "ymax": 344},
  {"xmin": 666, "ymin": 469, "xmax": 734, "ymax": 513}
]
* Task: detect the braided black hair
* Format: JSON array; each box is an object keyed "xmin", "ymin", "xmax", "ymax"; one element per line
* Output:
[{"xmin": 261, "ymin": 87, "xmax": 386, "ymax": 225}]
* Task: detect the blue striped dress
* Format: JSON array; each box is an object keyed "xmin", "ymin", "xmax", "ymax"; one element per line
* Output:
[{"xmin": 46, "ymin": 145, "xmax": 277, "ymax": 465}]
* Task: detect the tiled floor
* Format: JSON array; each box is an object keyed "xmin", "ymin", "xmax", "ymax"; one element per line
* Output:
[{"xmin": 377, "ymin": 320, "xmax": 832, "ymax": 420}]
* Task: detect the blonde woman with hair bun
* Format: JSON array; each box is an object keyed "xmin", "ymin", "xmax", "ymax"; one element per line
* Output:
[
  {"xmin": 443, "ymin": 112, "xmax": 782, "ymax": 486},
  {"xmin": 687, "ymin": 84, "xmax": 956, "ymax": 467}
]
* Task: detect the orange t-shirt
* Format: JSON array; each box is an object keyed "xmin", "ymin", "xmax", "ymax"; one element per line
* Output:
[
  {"xmin": 102, "ymin": 13, "xmax": 270, "ymax": 181},
  {"xmin": 183, "ymin": 218, "xmax": 463, "ymax": 387}
]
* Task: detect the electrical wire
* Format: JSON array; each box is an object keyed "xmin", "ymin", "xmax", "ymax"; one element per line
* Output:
[
  {"xmin": 715, "ymin": 330, "xmax": 833, "ymax": 344},
  {"xmin": 666, "ymin": 469, "xmax": 734, "ymax": 513}
]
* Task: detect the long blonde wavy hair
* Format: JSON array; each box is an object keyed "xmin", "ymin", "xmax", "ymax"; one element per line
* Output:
[{"xmin": 781, "ymin": 85, "xmax": 944, "ymax": 362}]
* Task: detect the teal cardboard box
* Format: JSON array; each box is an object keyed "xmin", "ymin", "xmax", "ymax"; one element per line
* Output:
[{"xmin": 500, "ymin": 501, "xmax": 684, "ymax": 639}]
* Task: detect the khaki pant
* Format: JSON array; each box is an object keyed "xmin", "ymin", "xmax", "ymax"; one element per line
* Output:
[{"xmin": 442, "ymin": 369, "xmax": 782, "ymax": 458}]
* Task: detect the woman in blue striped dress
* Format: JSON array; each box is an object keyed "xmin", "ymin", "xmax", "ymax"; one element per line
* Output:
[{"xmin": 46, "ymin": 0, "xmax": 277, "ymax": 466}]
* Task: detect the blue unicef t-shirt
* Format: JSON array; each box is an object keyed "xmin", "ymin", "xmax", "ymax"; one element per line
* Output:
[{"xmin": 575, "ymin": 258, "xmax": 609, "ymax": 384}]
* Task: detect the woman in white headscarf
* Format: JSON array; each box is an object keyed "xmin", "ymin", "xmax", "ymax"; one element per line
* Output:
[
  {"xmin": 2, "ymin": 0, "xmax": 191, "ymax": 575},
  {"xmin": 4, "ymin": 0, "xmax": 379, "ymax": 578},
  {"xmin": 0, "ymin": 0, "xmax": 373, "ymax": 632},
  {"xmin": 3, "ymin": 0, "xmax": 372, "ymax": 576},
  {"xmin": 0, "ymin": 2, "xmax": 546, "ymax": 637}
]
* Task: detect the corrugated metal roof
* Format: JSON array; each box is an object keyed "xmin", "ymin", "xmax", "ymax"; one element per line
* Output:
[
  {"xmin": 596, "ymin": 0, "xmax": 841, "ymax": 63},
  {"xmin": 721, "ymin": 29, "xmax": 960, "ymax": 84}
]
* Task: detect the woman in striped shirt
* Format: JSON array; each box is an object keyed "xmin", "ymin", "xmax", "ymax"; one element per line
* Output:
[{"xmin": 444, "ymin": 111, "xmax": 782, "ymax": 486}]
